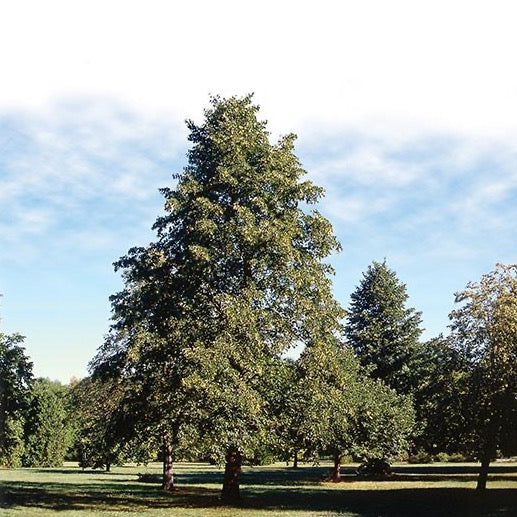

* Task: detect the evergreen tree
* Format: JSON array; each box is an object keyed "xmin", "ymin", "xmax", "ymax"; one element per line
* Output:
[
  {"xmin": 92, "ymin": 95, "xmax": 344, "ymax": 500},
  {"xmin": 345, "ymin": 260, "xmax": 424, "ymax": 394}
]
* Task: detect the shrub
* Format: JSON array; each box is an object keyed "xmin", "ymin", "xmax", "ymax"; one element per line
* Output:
[
  {"xmin": 446, "ymin": 453, "xmax": 469, "ymax": 463},
  {"xmin": 435, "ymin": 452, "xmax": 449, "ymax": 462},
  {"xmin": 407, "ymin": 450, "xmax": 434, "ymax": 464},
  {"xmin": 356, "ymin": 458, "xmax": 393, "ymax": 477},
  {"xmin": 433, "ymin": 452, "xmax": 470, "ymax": 463}
]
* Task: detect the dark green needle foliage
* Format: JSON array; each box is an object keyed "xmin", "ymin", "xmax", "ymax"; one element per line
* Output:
[{"xmin": 345, "ymin": 260, "xmax": 424, "ymax": 395}]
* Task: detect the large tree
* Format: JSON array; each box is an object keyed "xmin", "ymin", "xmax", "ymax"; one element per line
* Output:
[
  {"xmin": 345, "ymin": 260, "xmax": 424, "ymax": 395},
  {"xmin": 93, "ymin": 94, "xmax": 344, "ymax": 500},
  {"xmin": 0, "ymin": 330, "xmax": 33, "ymax": 467},
  {"xmin": 448, "ymin": 263, "xmax": 517, "ymax": 490}
]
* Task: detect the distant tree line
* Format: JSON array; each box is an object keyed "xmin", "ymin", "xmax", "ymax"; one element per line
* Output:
[{"xmin": 1, "ymin": 96, "xmax": 515, "ymax": 499}]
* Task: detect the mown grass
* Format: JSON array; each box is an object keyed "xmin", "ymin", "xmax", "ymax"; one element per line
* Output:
[{"xmin": 0, "ymin": 461, "xmax": 516, "ymax": 516}]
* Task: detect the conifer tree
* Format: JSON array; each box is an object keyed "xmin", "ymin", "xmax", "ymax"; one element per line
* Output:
[{"xmin": 345, "ymin": 260, "xmax": 423, "ymax": 394}]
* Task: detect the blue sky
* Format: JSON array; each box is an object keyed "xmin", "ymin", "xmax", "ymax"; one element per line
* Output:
[{"xmin": 1, "ymin": 1, "xmax": 516, "ymax": 382}]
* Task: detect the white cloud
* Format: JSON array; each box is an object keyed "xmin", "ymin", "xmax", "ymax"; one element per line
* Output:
[
  {"xmin": 303, "ymin": 132, "xmax": 517, "ymax": 268},
  {"xmin": 323, "ymin": 193, "xmax": 395, "ymax": 224},
  {"xmin": 0, "ymin": 101, "xmax": 184, "ymax": 265},
  {"xmin": 0, "ymin": 207, "xmax": 54, "ymax": 239},
  {"xmin": 312, "ymin": 143, "xmax": 423, "ymax": 187}
]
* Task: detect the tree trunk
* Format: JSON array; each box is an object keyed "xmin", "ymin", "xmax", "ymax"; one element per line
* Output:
[
  {"xmin": 332, "ymin": 451, "xmax": 341, "ymax": 482},
  {"xmin": 221, "ymin": 447, "xmax": 242, "ymax": 502},
  {"xmin": 162, "ymin": 433, "xmax": 175, "ymax": 491},
  {"xmin": 476, "ymin": 455, "xmax": 490, "ymax": 490},
  {"xmin": 293, "ymin": 450, "xmax": 299, "ymax": 469},
  {"xmin": 105, "ymin": 462, "xmax": 111, "ymax": 472}
]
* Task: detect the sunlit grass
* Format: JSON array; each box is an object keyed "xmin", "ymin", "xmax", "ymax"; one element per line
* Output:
[{"xmin": 1, "ymin": 461, "xmax": 516, "ymax": 516}]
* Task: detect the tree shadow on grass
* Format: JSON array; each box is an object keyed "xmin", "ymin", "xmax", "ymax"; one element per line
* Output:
[
  {"xmin": 172, "ymin": 465, "xmax": 330, "ymax": 486},
  {"xmin": 31, "ymin": 468, "xmax": 128, "ymax": 476},
  {"xmin": 0, "ymin": 480, "xmax": 221, "ymax": 512},
  {"xmin": 393, "ymin": 465, "xmax": 517, "ymax": 475},
  {"xmin": 1, "ymin": 478, "xmax": 516, "ymax": 516},
  {"xmin": 357, "ymin": 465, "xmax": 517, "ymax": 485},
  {"xmin": 130, "ymin": 465, "xmax": 330, "ymax": 487},
  {"xmin": 172, "ymin": 464, "xmax": 517, "ymax": 487},
  {"xmin": 243, "ymin": 486, "xmax": 517, "ymax": 517}
]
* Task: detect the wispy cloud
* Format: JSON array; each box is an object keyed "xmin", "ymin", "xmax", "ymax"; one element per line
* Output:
[
  {"xmin": 0, "ymin": 99, "xmax": 186, "ymax": 266},
  {"xmin": 312, "ymin": 143, "xmax": 423, "ymax": 188},
  {"xmin": 300, "ymin": 132, "xmax": 517, "ymax": 268},
  {"xmin": 3, "ymin": 99, "xmax": 515, "ymax": 273},
  {"xmin": 2, "ymin": 1, "xmax": 517, "ymax": 381}
]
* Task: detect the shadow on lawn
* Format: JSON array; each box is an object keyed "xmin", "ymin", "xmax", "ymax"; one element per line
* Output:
[
  {"xmin": 31, "ymin": 468, "xmax": 128, "ymax": 476},
  {"xmin": 0, "ymin": 480, "xmax": 221, "ymax": 512},
  {"xmin": 30, "ymin": 464, "xmax": 517, "ymax": 486},
  {"xmin": 372, "ymin": 464, "xmax": 517, "ymax": 484},
  {"xmin": 175, "ymin": 465, "xmax": 330, "ymax": 486},
  {"xmin": 172, "ymin": 464, "xmax": 517, "ymax": 487},
  {"xmin": 1, "ymin": 477, "xmax": 516, "ymax": 516}
]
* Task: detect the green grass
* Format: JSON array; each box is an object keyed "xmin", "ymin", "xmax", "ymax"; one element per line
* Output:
[{"xmin": 1, "ymin": 461, "xmax": 516, "ymax": 516}]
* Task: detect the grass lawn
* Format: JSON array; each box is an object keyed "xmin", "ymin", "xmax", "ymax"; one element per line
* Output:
[{"xmin": 0, "ymin": 461, "xmax": 516, "ymax": 516}]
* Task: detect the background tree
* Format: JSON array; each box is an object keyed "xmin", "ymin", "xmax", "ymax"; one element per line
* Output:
[
  {"xmin": 345, "ymin": 260, "xmax": 424, "ymax": 395},
  {"xmin": 267, "ymin": 357, "xmax": 311, "ymax": 469},
  {"xmin": 23, "ymin": 379, "xmax": 74, "ymax": 467},
  {"xmin": 411, "ymin": 336, "xmax": 472, "ymax": 456},
  {"xmin": 351, "ymin": 376, "xmax": 415, "ymax": 476},
  {"xmin": 292, "ymin": 340, "xmax": 414, "ymax": 481},
  {"xmin": 92, "ymin": 94, "xmax": 345, "ymax": 501},
  {"xmin": 293, "ymin": 341, "xmax": 360, "ymax": 482},
  {"xmin": 448, "ymin": 263, "xmax": 517, "ymax": 490},
  {"xmin": 69, "ymin": 376, "xmax": 140, "ymax": 471},
  {"xmin": 0, "ymin": 330, "xmax": 33, "ymax": 467}
]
